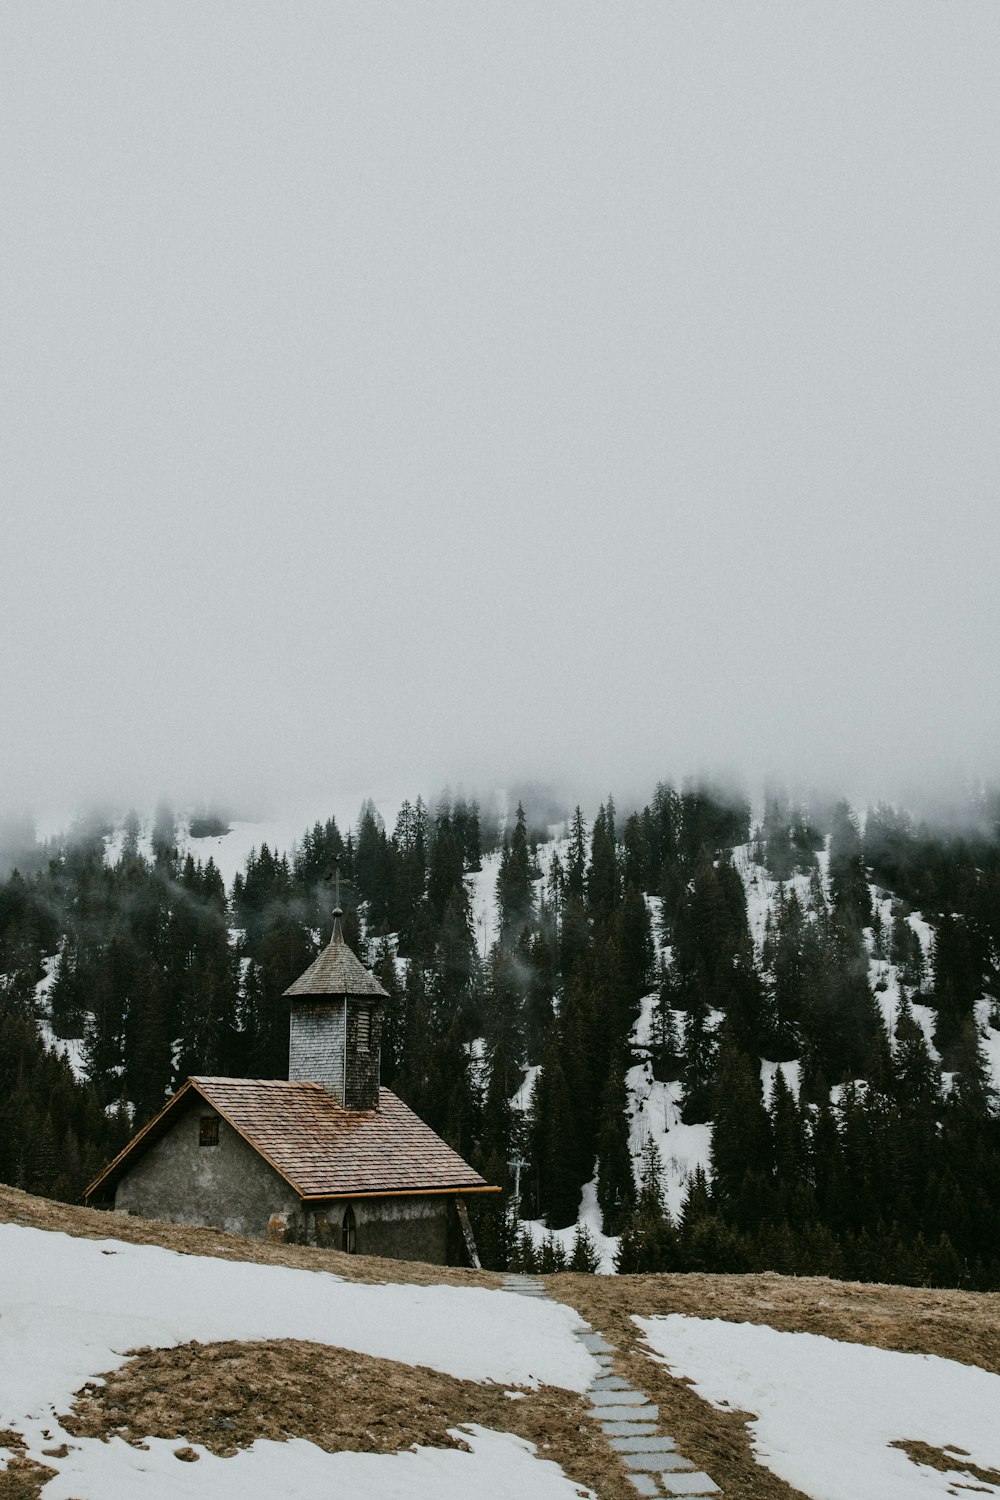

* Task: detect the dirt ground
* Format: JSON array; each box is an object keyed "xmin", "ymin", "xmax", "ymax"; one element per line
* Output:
[
  {"xmin": 5, "ymin": 1185, "xmax": 1000, "ymax": 1500},
  {"xmin": 61, "ymin": 1339, "xmax": 620, "ymax": 1496},
  {"xmin": 0, "ymin": 1432, "xmax": 55, "ymax": 1500}
]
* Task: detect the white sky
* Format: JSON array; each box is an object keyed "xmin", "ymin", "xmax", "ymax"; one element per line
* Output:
[{"xmin": 2, "ymin": 4, "xmax": 998, "ymax": 820}]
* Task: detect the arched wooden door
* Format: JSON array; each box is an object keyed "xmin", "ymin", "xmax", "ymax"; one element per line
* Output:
[{"xmin": 341, "ymin": 1205, "xmax": 357, "ymax": 1254}]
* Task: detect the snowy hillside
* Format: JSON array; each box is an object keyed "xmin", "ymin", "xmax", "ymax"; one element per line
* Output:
[
  {"xmin": 4, "ymin": 1199, "xmax": 1000, "ymax": 1500},
  {"xmin": 12, "ymin": 795, "xmax": 1000, "ymax": 1292},
  {"xmin": 0, "ymin": 1221, "xmax": 596, "ymax": 1500},
  {"xmin": 508, "ymin": 824, "xmax": 1000, "ymax": 1272},
  {"xmin": 101, "ymin": 809, "xmax": 333, "ymax": 891}
]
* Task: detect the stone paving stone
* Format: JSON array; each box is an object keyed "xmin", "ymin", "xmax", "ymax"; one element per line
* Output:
[
  {"xmin": 587, "ymin": 1389, "xmax": 649, "ymax": 1406},
  {"xmin": 659, "ymin": 1474, "xmax": 721, "ymax": 1496},
  {"xmin": 590, "ymin": 1404, "xmax": 659, "ymax": 1422},
  {"xmin": 611, "ymin": 1436, "xmax": 677, "ymax": 1453},
  {"xmin": 620, "ymin": 1476, "xmax": 659, "ymax": 1500},
  {"xmin": 502, "ymin": 1266, "xmax": 723, "ymax": 1499},
  {"xmin": 579, "ymin": 1332, "xmax": 616, "ymax": 1353},
  {"xmin": 625, "ymin": 1476, "xmax": 660, "ymax": 1497},
  {"xmin": 624, "ymin": 1452, "xmax": 696, "ymax": 1473}
]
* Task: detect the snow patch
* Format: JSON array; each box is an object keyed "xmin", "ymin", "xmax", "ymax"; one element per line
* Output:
[
  {"xmin": 630, "ymin": 992, "xmax": 658, "ymax": 1051},
  {"xmin": 466, "ymin": 850, "xmax": 502, "ymax": 959},
  {"xmin": 637, "ymin": 1314, "xmax": 1000, "ymax": 1500},
  {"xmin": 37, "ymin": 1426, "xmax": 592, "ymax": 1500},
  {"xmin": 760, "ymin": 1059, "xmax": 801, "ymax": 1102},
  {"xmin": 626, "ymin": 1062, "xmax": 712, "ymax": 1221},
  {"xmin": 512, "ymin": 1064, "xmax": 540, "ymax": 1114},
  {"xmin": 974, "ymin": 999, "xmax": 1000, "ymax": 1096},
  {"xmin": 518, "ymin": 1179, "xmax": 619, "ymax": 1276},
  {"xmin": 36, "ymin": 1021, "xmax": 88, "ymax": 1081}
]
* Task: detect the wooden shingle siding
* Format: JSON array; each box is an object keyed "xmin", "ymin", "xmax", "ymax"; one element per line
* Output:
[
  {"xmin": 344, "ymin": 1005, "xmax": 380, "ymax": 1109},
  {"xmin": 288, "ymin": 999, "xmax": 346, "ymax": 1097}
]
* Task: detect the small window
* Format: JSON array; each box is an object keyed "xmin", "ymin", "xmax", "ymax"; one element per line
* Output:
[
  {"xmin": 342, "ymin": 1205, "xmax": 357, "ymax": 1254},
  {"xmin": 199, "ymin": 1116, "xmax": 219, "ymax": 1147},
  {"xmin": 356, "ymin": 1009, "xmax": 370, "ymax": 1052}
]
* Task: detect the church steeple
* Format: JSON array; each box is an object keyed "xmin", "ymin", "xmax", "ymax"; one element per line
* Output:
[{"xmin": 282, "ymin": 903, "xmax": 387, "ymax": 1108}]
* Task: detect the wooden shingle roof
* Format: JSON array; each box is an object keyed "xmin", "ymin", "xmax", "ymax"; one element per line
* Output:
[
  {"xmin": 84, "ymin": 1077, "xmax": 493, "ymax": 1204},
  {"xmin": 283, "ymin": 912, "xmax": 388, "ymax": 1000}
]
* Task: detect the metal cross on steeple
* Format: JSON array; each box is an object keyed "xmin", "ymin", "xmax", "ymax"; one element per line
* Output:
[{"xmin": 324, "ymin": 859, "xmax": 342, "ymax": 914}]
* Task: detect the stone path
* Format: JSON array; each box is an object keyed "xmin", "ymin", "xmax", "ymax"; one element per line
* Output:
[{"xmin": 502, "ymin": 1275, "xmax": 721, "ymax": 1498}]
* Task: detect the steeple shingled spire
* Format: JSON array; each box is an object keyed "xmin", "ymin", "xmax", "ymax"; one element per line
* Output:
[
  {"xmin": 283, "ymin": 920, "xmax": 388, "ymax": 1000},
  {"xmin": 283, "ymin": 906, "xmax": 387, "ymax": 1106}
]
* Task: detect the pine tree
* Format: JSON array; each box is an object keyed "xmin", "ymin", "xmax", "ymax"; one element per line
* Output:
[
  {"xmin": 615, "ymin": 1138, "xmax": 677, "ymax": 1273},
  {"xmin": 524, "ymin": 921, "xmax": 556, "ymax": 1063},
  {"xmin": 433, "ymin": 885, "xmax": 480, "ymax": 1035},
  {"xmin": 588, "ymin": 800, "xmax": 621, "ymax": 929},
  {"xmin": 497, "ymin": 803, "xmax": 534, "ymax": 946},
  {"xmin": 828, "ymin": 800, "xmax": 872, "ymax": 925},
  {"xmin": 540, "ymin": 1232, "xmax": 568, "ymax": 1273},
  {"xmin": 428, "ymin": 799, "xmax": 465, "ymax": 926},
  {"xmin": 124, "ymin": 965, "xmax": 172, "ymax": 1124},
  {"xmin": 530, "ymin": 1026, "xmax": 580, "ymax": 1228},
  {"xmin": 932, "ymin": 913, "xmax": 979, "ymax": 1061},
  {"xmin": 711, "ymin": 1037, "xmax": 772, "ymax": 1210},
  {"xmin": 681, "ymin": 1001, "xmax": 717, "ymax": 1124},
  {"xmin": 371, "ymin": 934, "xmax": 404, "ymax": 1082},
  {"xmin": 558, "ymin": 893, "xmax": 590, "ymax": 989},
  {"xmin": 569, "ymin": 1222, "xmax": 601, "ymax": 1272},
  {"xmin": 596, "ymin": 1060, "xmax": 635, "ymax": 1234},
  {"xmin": 650, "ymin": 982, "xmax": 684, "ymax": 1082},
  {"xmin": 614, "ymin": 884, "xmax": 655, "ymax": 1020},
  {"xmin": 565, "ymin": 808, "xmax": 588, "ymax": 903}
]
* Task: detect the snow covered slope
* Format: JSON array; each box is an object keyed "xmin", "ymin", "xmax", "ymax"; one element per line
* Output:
[{"xmin": 0, "ymin": 1223, "xmax": 597, "ymax": 1500}]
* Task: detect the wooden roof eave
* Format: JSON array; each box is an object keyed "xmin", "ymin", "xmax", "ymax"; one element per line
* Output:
[{"xmin": 300, "ymin": 1183, "xmax": 501, "ymax": 1202}]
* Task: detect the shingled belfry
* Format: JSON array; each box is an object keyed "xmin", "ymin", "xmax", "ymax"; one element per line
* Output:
[
  {"xmin": 285, "ymin": 905, "xmax": 387, "ymax": 1108},
  {"xmin": 85, "ymin": 902, "xmax": 496, "ymax": 1263}
]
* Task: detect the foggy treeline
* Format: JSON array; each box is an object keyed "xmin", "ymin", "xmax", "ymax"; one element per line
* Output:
[{"xmin": 1, "ymin": 782, "xmax": 999, "ymax": 1288}]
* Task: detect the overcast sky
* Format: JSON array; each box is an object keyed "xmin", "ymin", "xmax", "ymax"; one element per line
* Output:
[{"xmin": 2, "ymin": 4, "xmax": 998, "ymax": 823}]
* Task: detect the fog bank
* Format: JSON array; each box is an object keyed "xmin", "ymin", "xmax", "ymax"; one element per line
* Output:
[{"xmin": 2, "ymin": 5, "xmax": 997, "ymax": 820}]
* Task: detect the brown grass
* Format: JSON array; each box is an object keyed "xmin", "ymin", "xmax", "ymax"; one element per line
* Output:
[
  {"xmin": 891, "ymin": 1440, "xmax": 1000, "ymax": 1490},
  {"xmin": 61, "ymin": 1339, "xmax": 627, "ymax": 1496},
  {"xmin": 546, "ymin": 1269, "xmax": 1000, "ymax": 1500},
  {"xmin": 0, "ymin": 1432, "xmax": 55, "ymax": 1500},
  {"xmin": 0, "ymin": 1184, "xmax": 506, "ymax": 1289},
  {"xmin": 548, "ymin": 1268, "xmax": 1000, "ymax": 1376}
]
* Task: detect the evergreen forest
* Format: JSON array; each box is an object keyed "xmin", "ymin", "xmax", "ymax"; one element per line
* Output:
[{"xmin": 1, "ymin": 783, "xmax": 999, "ymax": 1289}]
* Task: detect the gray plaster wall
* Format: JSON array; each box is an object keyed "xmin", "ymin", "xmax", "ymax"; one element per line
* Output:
[
  {"xmin": 114, "ymin": 1098, "xmax": 300, "ymax": 1239},
  {"xmin": 313, "ymin": 1194, "xmax": 450, "ymax": 1264},
  {"xmin": 289, "ymin": 999, "xmax": 346, "ymax": 1097}
]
